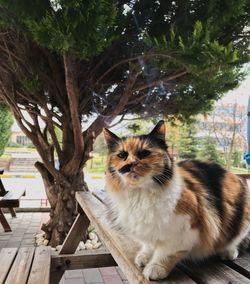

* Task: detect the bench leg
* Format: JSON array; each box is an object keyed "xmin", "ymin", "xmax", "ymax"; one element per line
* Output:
[
  {"xmin": 0, "ymin": 208, "xmax": 12, "ymax": 232},
  {"xmin": 59, "ymin": 212, "xmax": 90, "ymax": 254},
  {"xmin": 8, "ymin": 208, "xmax": 16, "ymax": 218}
]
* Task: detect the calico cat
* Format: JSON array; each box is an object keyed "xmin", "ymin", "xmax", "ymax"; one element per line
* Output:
[{"xmin": 103, "ymin": 121, "xmax": 250, "ymax": 281}]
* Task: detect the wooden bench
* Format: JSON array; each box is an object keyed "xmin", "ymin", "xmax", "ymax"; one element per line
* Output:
[
  {"xmin": 56, "ymin": 182, "xmax": 250, "ymax": 283},
  {"xmin": 0, "ymin": 246, "xmax": 51, "ymax": 284},
  {"xmin": 3, "ymin": 174, "xmax": 250, "ymax": 283},
  {"xmin": 0, "ymin": 170, "xmax": 25, "ymax": 232}
]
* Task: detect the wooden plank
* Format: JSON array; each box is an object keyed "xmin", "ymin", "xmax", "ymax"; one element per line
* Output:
[
  {"xmin": 59, "ymin": 212, "xmax": 90, "ymax": 254},
  {"xmin": 181, "ymin": 259, "xmax": 250, "ymax": 284},
  {"xmin": 223, "ymin": 253, "xmax": 250, "ymax": 279},
  {"xmin": 51, "ymin": 249, "xmax": 116, "ymax": 284},
  {"xmin": 52, "ymin": 249, "xmax": 117, "ymax": 271},
  {"xmin": 0, "ymin": 170, "xmax": 7, "ymax": 196},
  {"xmin": 8, "ymin": 207, "xmax": 16, "ymax": 217},
  {"xmin": 0, "ymin": 248, "xmax": 18, "ymax": 284},
  {"xmin": 0, "ymin": 188, "xmax": 25, "ymax": 201},
  {"xmin": 28, "ymin": 246, "xmax": 51, "ymax": 284},
  {"xmin": 0, "ymin": 207, "xmax": 11, "ymax": 232},
  {"xmin": 5, "ymin": 247, "xmax": 35, "ymax": 284},
  {"xmin": 0, "ymin": 189, "xmax": 26, "ymax": 208},
  {"xmin": 76, "ymin": 192, "xmax": 194, "ymax": 284}
]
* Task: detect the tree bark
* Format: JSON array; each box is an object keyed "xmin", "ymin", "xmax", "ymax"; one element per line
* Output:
[{"xmin": 36, "ymin": 161, "xmax": 89, "ymax": 247}]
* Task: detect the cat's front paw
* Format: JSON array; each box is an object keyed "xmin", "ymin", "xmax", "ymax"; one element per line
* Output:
[
  {"xmin": 135, "ymin": 253, "xmax": 149, "ymax": 268},
  {"xmin": 220, "ymin": 248, "xmax": 239, "ymax": 260},
  {"xmin": 143, "ymin": 263, "xmax": 169, "ymax": 280}
]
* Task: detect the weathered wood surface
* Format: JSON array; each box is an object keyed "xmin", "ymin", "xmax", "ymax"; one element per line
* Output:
[
  {"xmin": 0, "ymin": 188, "xmax": 26, "ymax": 207},
  {"xmin": 224, "ymin": 252, "xmax": 250, "ymax": 279},
  {"xmin": 181, "ymin": 259, "xmax": 250, "ymax": 284},
  {"xmin": 0, "ymin": 207, "xmax": 11, "ymax": 232},
  {"xmin": 59, "ymin": 212, "xmax": 90, "ymax": 254},
  {"xmin": 0, "ymin": 173, "xmax": 25, "ymax": 231},
  {"xmin": 28, "ymin": 246, "xmax": 51, "ymax": 284},
  {"xmin": 0, "ymin": 247, "xmax": 18, "ymax": 284},
  {"xmin": 52, "ymin": 249, "xmax": 117, "ymax": 270},
  {"xmin": 5, "ymin": 247, "xmax": 35, "ymax": 284},
  {"xmin": 0, "ymin": 247, "xmax": 52, "ymax": 284},
  {"xmin": 76, "ymin": 191, "xmax": 195, "ymax": 284}
]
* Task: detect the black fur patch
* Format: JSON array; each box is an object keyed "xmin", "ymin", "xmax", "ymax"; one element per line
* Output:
[
  {"xmin": 118, "ymin": 164, "xmax": 133, "ymax": 174},
  {"xmin": 227, "ymin": 182, "xmax": 246, "ymax": 242},
  {"xmin": 153, "ymin": 163, "xmax": 173, "ymax": 186},
  {"xmin": 178, "ymin": 160, "xmax": 226, "ymax": 219},
  {"xmin": 108, "ymin": 166, "xmax": 116, "ymax": 178}
]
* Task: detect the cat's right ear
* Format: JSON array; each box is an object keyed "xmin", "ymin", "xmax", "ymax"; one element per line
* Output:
[{"xmin": 103, "ymin": 128, "xmax": 120, "ymax": 149}]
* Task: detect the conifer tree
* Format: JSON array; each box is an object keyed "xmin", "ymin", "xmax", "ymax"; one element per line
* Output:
[{"xmin": 0, "ymin": 0, "xmax": 249, "ymax": 245}]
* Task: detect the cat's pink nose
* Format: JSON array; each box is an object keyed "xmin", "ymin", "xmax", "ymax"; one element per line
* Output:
[{"xmin": 130, "ymin": 159, "xmax": 139, "ymax": 165}]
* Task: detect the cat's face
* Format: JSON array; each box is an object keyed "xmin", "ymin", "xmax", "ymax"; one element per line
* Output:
[{"xmin": 103, "ymin": 121, "xmax": 173, "ymax": 187}]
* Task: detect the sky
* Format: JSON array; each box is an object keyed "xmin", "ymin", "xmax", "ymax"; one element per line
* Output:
[{"xmin": 220, "ymin": 74, "xmax": 250, "ymax": 106}]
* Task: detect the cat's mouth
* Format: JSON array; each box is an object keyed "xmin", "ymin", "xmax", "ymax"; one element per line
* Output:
[
  {"xmin": 127, "ymin": 170, "xmax": 139, "ymax": 179},
  {"xmin": 119, "ymin": 163, "xmax": 141, "ymax": 179}
]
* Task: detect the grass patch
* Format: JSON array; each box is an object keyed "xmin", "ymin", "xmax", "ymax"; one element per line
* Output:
[
  {"xmin": 231, "ymin": 167, "xmax": 250, "ymax": 174},
  {"xmin": 85, "ymin": 153, "xmax": 106, "ymax": 173}
]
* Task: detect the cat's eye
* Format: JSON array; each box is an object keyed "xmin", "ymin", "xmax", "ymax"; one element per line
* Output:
[
  {"xmin": 137, "ymin": 149, "xmax": 151, "ymax": 159},
  {"xmin": 117, "ymin": 151, "xmax": 128, "ymax": 160}
]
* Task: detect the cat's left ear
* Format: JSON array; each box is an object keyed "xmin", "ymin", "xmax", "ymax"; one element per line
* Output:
[
  {"xmin": 149, "ymin": 120, "xmax": 166, "ymax": 141},
  {"xmin": 103, "ymin": 128, "xmax": 120, "ymax": 149}
]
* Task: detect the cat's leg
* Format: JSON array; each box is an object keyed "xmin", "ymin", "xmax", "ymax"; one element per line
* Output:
[
  {"xmin": 219, "ymin": 246, "xmax": 239, "ymax": 260},
  {"xmin": 143, "ymin": 247, "xmax": 187, "ymax": 280},
  {"xmin": 219, "ymin": 224, "xmax": 250, "ymax": 261},
  {"xmin": 143, "ymin": 224, "xmax": 198, "ymax": 280},
  {"xmin": 135, "ymin": 242, "xmax": 153, "ymax": 268}
]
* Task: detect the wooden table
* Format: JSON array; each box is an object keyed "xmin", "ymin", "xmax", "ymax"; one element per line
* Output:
[{"xmin": 0, "ymin": 169, "xmax": 25, "ymax": 232}]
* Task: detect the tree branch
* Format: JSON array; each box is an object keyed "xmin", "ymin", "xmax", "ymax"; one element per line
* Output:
[{"xmin": 62, "ymin": 52, "xmax": 84, "ymax": 174}]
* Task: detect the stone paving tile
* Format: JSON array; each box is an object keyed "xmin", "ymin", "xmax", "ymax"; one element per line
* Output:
[
  {"xmin": 65, "ymin": 270, "xmax": 83, "ymax": 279},
  {"xmin": 0, "ymin": 235, "xmax": 11, "ymax": 240},
  {"xmin": 21, "ymin": 239, "xmax": 35, "ymax": 245},
  {"xmin": 9, "ymin": 236, "xmax": 23, "ymax": 242},
  {"xmin": 0, "ymin": 240, "xmax": 8, "ymax": 249},
  {"xmin": 83, "ymin": 268, "xmax": 103, "ymax": 284},
  {"xmin": 101, "ymin": 274, "xmax": 123, "ymax": 284},
  {"xmin": 5, "ymin": 241, "xmax": 21, "ymax": 247},
  {"xmin": 65, "ymin": 279, "xmax": 86, "ymax": 284}
]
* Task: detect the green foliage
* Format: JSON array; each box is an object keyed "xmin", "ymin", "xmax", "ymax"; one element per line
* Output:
[
  {"xmin": 0, "ymin": 0, "xmax": 249, "ymax": 135},
  {"xmin": 197, "ymin": 136, "xmax": 222, "ymax": 163},
  {"xmin": 176, "ymin": 122, "xmax": 198, "ymax": 160},
  {"xmin": 126, "ymin": 120, "xmax": 152, "ymax": 135},
  {"xmin": 0, "ymin": 104, "xmax": 13, "ymax": 156},
  {"xmin": 232, "ymin": 151, "xmax": 243, "ymax": 167},
  {"xmin": 93, "ymin": 134, "xmax": 107, "ymax": 156},
  {"xmin": 1, "ymin": 0, "xmax": 118, "ymax": 59}
]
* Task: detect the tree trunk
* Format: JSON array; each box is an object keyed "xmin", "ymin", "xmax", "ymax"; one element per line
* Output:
[{"xmin": 36, "ymin": 162, "xmax": 89, "ymax": 247}]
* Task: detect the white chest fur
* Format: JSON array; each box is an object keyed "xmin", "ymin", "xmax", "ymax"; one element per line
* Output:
[{"xmin": 106, "ymin": 174, "xmax": 196, "ymax": 246}]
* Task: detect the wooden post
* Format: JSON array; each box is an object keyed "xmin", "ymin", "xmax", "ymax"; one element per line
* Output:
[
  {"xmin": 59, "ymin": 211, "xmax": 90, "ymax": 255},
  {"xmin": 0, "ymin": 208, "xmax": 11, "ymax": 232}
]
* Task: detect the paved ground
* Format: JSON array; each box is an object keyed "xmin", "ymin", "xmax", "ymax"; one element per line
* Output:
[
  {"xmin": 0, "ymin": 212, "xmax": 128, "ymax": 284},
  {"xmin": 0, "ymin": 212, "xmax": 48, "ymax": 249}
]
